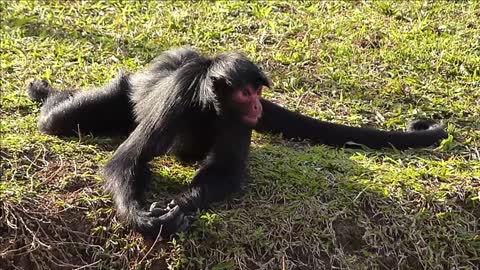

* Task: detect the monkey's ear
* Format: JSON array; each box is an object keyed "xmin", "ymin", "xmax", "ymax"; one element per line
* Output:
[
  {"xmin": 262, "ymin": 77, "xmax": 271, "ymax": 88},
  {"xmin": 259, "ymin": 72, "xmax": 272, "ymax": 88}
]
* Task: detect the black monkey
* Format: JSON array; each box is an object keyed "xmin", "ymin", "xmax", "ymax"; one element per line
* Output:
[{"xmin": 27, "ymin": 48, "xmax": 448, "ymax": 238}]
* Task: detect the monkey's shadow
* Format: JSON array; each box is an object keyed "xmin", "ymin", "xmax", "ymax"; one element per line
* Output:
[
  {"xmin": 168, "ymin": 138, "xmax": 457, "ymax": 262},
  {"xmin": 58, "ymin": 135, "xmax": 474, "ymax": 269},
  {"xmin": 235, "ymin": 142, "xmax": 384, "ymax": 253}
]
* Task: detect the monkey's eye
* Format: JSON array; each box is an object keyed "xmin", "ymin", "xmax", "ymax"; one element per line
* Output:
[{"xmin": 242, "ymin": 89, "xmax": 250, "ymax": 97}]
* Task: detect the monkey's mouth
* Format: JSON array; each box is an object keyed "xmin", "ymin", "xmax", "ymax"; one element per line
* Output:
[{"xmin": 242, "ymin": 113, "xmax": 261, "ymax": 126}]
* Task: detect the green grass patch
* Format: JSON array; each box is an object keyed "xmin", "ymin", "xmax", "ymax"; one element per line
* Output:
[{"xmin": 1, "ymin": 1, "xmax": 479, "ymax": 269}]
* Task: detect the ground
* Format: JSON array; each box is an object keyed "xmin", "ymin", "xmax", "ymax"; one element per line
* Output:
[{"xmin": 1, "ymin": 1, "xmax": 479, "ymax": 269}]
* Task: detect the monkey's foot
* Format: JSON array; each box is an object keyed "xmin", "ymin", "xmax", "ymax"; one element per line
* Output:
[{"xmin": 27, "ymin": 79, "xmax": 53, "ymax": 102}]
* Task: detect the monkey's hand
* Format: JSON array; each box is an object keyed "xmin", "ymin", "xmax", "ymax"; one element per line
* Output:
[{"xmin": 134, "ymin": 201, "xmax": 192, "ymax": 239}]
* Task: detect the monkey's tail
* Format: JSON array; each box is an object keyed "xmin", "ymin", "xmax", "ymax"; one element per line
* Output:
[{"xmin": 255, "ymin": 99, "xmax": 448, "ymax": 150}]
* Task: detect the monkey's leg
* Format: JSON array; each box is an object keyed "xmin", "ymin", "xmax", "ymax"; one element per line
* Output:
[{"xmin": 28, "ymin": 74, "xmax": 135, "ymax": 136}]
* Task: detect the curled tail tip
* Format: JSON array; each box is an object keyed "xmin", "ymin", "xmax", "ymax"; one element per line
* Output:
[
  {"xmin": 396, "ymin": 119, "xmax": 447, "ymax": 149},
  {"xmin": 407, "ymin": 119, "xmax": 446, "ymax": 132}
]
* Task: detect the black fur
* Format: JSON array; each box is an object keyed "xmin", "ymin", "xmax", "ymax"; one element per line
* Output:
[
  {"xmin": 256, "ymin": 100, "xmax": 447, "ymax": 149},
  {"xmin": 28, "ymin": 47, "xmax": 448, "ymax": 238}
]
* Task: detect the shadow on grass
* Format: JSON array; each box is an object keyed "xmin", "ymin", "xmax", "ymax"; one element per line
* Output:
[
  {"xmin": 3, "ymin": 105, "xmax": 477, "ymax": 270},
  {"xmin": 2, "ymin": 134, "xmax": 478, "ymax": 269},
  {"xmin": 166, "ymin": 140, "xmax": 477, "ymax": 269}
]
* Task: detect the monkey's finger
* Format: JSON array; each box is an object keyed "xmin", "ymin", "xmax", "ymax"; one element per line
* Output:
[
  {"xmin": 148, "ymin": 208, "xmax": 169, "ymax": 217},
  {"xmin": 149, "ymin": 205, "xmax": 183, "ymax": 221},
  {"xmin": 149, "ymin": 202, "xmax": 163, "ymax": 211},
  {"xmin": 166, "ymin": 200, "xmax": 176, "ymax": 210},
  {"xmin": 164, "ymin": 205, "xmax": 182, "ymax": 218}
]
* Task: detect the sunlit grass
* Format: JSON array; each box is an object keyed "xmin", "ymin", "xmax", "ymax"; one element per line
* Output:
[{"xmin": 1, "ymin": 1, "xmax": 479, "ymax": 269}]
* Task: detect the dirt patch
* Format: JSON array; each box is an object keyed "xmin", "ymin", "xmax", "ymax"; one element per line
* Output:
[
  {"xmin": 0, "ymin": 198, "xmax": 103, "ymax": 269},
  {"xmin": 332, "ymin": 217, "xmax": 366, "ymax": 253}
]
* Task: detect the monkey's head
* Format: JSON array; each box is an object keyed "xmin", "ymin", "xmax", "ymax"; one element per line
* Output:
[
  {"xmin": 209, "ymin": 53, "xmax": 270, "ymax": 126},
  {"xmin": 229, "ymin": 84, "xmax": 263, "ymax": 126}
]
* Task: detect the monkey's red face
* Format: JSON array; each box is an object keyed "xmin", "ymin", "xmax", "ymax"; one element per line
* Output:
[{"xmin": 231, "ymin": 85, "xmax": 263, "ymax": 126}]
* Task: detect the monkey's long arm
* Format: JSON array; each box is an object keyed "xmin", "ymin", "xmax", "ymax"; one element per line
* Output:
[
  {"xmin": 175, "ymin": 122, "xmax": 252, "ymax": 213},
  {"xmin": 255, "ymin": 99, "xmax": 448, "ymax": 149}
]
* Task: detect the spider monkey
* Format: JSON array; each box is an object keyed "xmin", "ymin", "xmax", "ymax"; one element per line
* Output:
[{"xmin": 27, "ymin": 48, "xmax": 448, "ymax": 238}]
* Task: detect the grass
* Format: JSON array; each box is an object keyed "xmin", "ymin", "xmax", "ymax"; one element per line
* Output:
[{"xmin": 1, "ymin": 1, "xmax": 479, "ymax": 269}]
